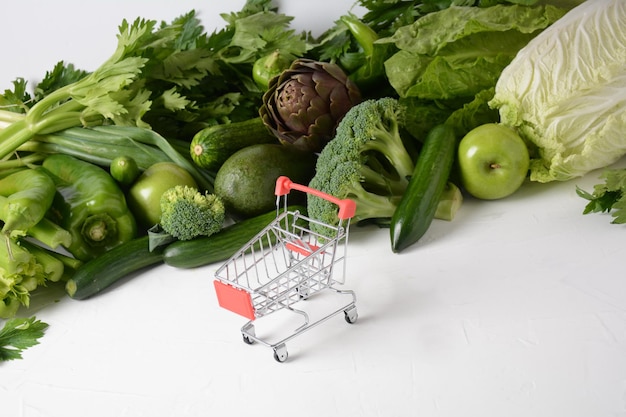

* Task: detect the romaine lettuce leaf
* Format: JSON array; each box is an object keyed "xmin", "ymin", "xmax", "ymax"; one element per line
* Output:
[
  {"xmin": 490, "ymin": 0, "xmax": 626, "ymax": 182},
  {"xmin": 380, "ymin": 4, "xmax": 566, "ymax": 100}
]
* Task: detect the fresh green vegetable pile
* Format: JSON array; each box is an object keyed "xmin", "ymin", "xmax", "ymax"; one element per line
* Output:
[
  {"xmin": 306, "ymin": 97, "xmax": 461, "ymax": 236},
  {"xmin": 5, "ymin": 0, "xmax": 626, "ymax": 360},
  {"xmin": 0, "ymin": 0, "xmax": 310, "ymax": 320}
]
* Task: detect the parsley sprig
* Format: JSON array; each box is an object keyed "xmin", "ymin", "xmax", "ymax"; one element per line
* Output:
[
  {"xmin": 577, "ymin": 169, "xmax": 626, "ymax": 224},
  {"xmin": 0, "ymin": 316, "xmax": 48, "ymax": 362}
]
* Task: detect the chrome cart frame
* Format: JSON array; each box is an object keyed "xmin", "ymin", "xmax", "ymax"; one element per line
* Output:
[{"xmin": 213, "ymin": 176, "xmax": 357, "ymax": 362}]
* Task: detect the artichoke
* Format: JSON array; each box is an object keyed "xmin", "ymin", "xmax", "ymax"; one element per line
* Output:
[{"xmin": 259, "ymin": 59, "xmax": 362, "ymax": 153}]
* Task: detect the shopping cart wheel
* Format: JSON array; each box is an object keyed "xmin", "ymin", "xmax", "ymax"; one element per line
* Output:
[
  {"xmin": 344, "ymin": 306, "xmax": 358, "ymax": 324},
  {"xmin": 296, "ymin": 285, "xmax": 309, "ymax": 300},
  {"xmin": 273, "ymin": 344, "xmax": 288, "ymax": 362},
  {"xmin": 242, "ymin": 323, "xmax": 255, "ymax": 344}
]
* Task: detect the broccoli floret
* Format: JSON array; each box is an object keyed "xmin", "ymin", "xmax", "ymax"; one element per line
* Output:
[
  {"xmin": 159, "ymin": 185, "xmax": 225, "ymax": 241},
  {"xmin": 308, "ymin": 97, "xmax": 417, "ymax": 230}
]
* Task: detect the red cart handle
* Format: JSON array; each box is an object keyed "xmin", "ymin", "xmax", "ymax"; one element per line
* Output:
[{"xmin": 275, "ymin": 176, "xmax": 356, "ymax": 220}]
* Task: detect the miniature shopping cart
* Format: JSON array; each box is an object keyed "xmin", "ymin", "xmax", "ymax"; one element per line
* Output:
[{"xmin": 213, "ymin": 176, "xmax": 358, "ymax": 362}]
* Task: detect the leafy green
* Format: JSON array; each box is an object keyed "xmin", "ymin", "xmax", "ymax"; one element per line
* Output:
[
  {"xmin": 358, "ymin": 0, "xmax": 473, "ymax": 36},
  {"xmin": 335, "ymin": 0, "xmax": 566, "ymax": 43},
  {"xmin": 340, "ymin": 3, "xmax": 564, "ymax": 143},
  {"xmin": 397, "ymin": 87, "xmax": 499, "ymax": 142},
  {"xmin": 147, "ymin": 1, "xmax": 311, "ymax": 137},
  {"xmin": 309, "ymin": 0, "xmax": 575, "ymax": 129},
  {"xmin": 577, "ymin": 169, "xmax": 626, "ymax": 224},
  {"xmin": 380, "ymin": 4, "xmax": 566, "ymax": 100},
  {"xmin": 444, "ymin": 87, "xmax": 500, "ymax": 138},
  {"xmin": 0, "ymin": 17, "xmax": 157, "ymax": 159},
  {"xmin": 33, "ymin": 62, "xmax": 90, "ymax": 103},
  {"xmin": 0, "ymin": 316, "xmax": 48, "ymax": 361},
  {"xmin": 0, "ymin": 0, "xmax": 314, "ymax": 156},
  {"xmin": 490, "ymin": 0, "xmax": 626, "ymax": 182},
  {"xmin": 310, "ymin": 0, "xmax": 468, "ymax": 98},
  {"xmin": 0, "ymin": 79, "xmax": 32, "ymax": 116},
  {"xmin": 219, "ymin": 12, "xmax": 309, "ymax": 64},
  {"xmin": 356, "ymin": 0, "xmax": 582, "ymax": 35}
]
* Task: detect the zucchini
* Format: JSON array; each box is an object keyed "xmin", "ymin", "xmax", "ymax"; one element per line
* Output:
[
  {"xmin": 390, "ymin": 124, "xmax": 458, "ymax": 253},
  {"xmin": 163, "ymin": 205, "xmax": 307, "ymax": 268},
  {"xmin": 65, "ymin": 236, "xmax": 165, "ymax": 300},
  {"xmin": 190, "ymin": 117, "xmax": 278, "ymax": 171}
]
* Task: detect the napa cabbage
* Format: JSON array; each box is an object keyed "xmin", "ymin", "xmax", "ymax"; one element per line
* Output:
[{"xmin": 490, "ymin": 0, "xmax": 626, "ymax": 183}]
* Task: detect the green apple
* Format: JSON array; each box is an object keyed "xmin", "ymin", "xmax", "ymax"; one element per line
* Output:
[
  {"xmin": 457, "ymin": 123, "xmax": 529, "ymax": 200},
  {"xmin": 127, "ymin": 162, "xmax": 198, "ymax": 228}
]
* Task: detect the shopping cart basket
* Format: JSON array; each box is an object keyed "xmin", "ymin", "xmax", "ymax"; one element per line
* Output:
[{"xmin": 213, "ymin": 176, "xmax": 358, "ymax": 362}]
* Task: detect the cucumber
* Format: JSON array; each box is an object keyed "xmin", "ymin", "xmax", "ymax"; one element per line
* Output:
[
  {"xmin": 390, "ymin": 124, "xmax": 458, "ymax": 253},
  {"xmin": 190, "ymin": 117, "xmax": 279, "ymax": 171},
  {"xmin": 65, "ymin": 206, "xmax": 308, "ymax": 298},
  {"xmin": 163, "ymin": 205, "xmax": 307, "ymax": 268},
  {"xmin": 65, "ymin": 236, "xmax": 164, "ymax": 300}
]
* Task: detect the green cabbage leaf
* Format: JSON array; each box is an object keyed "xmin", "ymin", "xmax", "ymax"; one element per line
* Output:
[{"xmin": 490, "ymin": 0, "xmax": 626, "ymax": 182}]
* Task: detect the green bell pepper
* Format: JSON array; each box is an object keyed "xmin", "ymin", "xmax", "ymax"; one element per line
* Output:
[
  {"xmin": 340, "ymin": 14, "xmax": 390, "ymax": 95},
  {"xmin": 42, "ymin": 154, "xmax": 137, "ymax": 261}
]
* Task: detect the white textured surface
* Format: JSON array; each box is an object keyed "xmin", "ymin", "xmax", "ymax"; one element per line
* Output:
[{"xmin": 2, "ymin": 2, "xmax": 626, "ymax": 417}]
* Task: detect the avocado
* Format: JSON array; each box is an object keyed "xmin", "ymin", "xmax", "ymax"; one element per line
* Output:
[{"xmin": 214, "ymin": 144, "xmax": 317, "ymax": 219}]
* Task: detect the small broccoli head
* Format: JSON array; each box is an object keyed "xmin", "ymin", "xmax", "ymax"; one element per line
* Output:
[
  {"xmin": 307, "ymin": 97, "xmax": 416, "ymax": 232},
  {"xmin": 159, "ymin": 185, "xmax": 225, "ymax": 241}
]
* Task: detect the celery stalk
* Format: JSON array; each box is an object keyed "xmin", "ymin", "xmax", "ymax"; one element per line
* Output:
[
  {"xmin": 0, "ymin": 19, "xmax": 156, "ymax": 159},
  {"xmin": 20, "ymin": 241, "xmax": 65, "ymax": 283}
]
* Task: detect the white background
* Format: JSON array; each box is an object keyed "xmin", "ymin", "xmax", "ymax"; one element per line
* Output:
[{"xmin": 2, "ymin": 2, "xmax": 626, "ymax": 417}]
